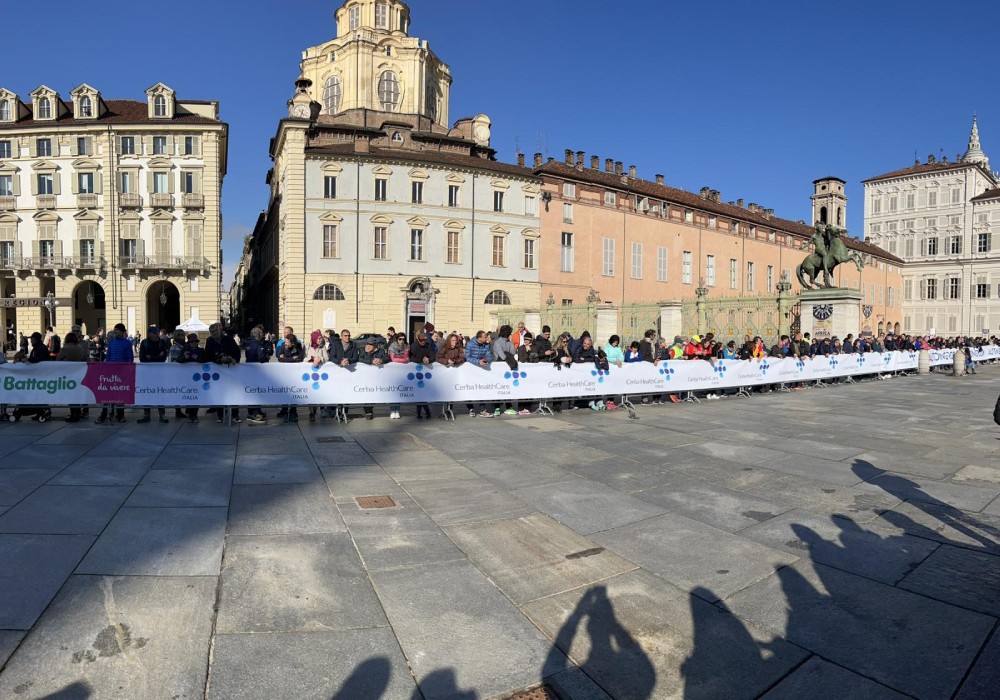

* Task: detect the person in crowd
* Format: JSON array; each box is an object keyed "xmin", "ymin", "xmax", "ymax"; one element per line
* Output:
[
  {"xmin": 244, "ymin": 326, "xmax": 270, "ymax": 424},
  {"xmin": 512, "ymin": 331, "xmax": 540, "ymax": 414},
  {"xmin": 56, "ymin": 331, "xmax": 89, "ymax": 422},
  {"xmin": 45, "ymin": 325, "xmax": 61, "ymax": 359},
  {"xmin": 94, "ymin": 324, "xmax": 133, "ymax": 425},
  {"xmin": 305, "ymin": 330, "xmax": 330, "ymax": 421},
  {"xmin": 604, "ymin": 335, "xmax": 625, "ymax": 368},
  {"xmin": 137, "ymin": 326, "xmax": 170, "ymax": 424},
  {"xmin": 18, "ymin": 332, "xmax": 28, "ymax": 355},
  {"xmin": 385, "ymin": 326, "xmax": 396, "ymax": 345},
  {"xmin": 329, "ymin": 329, "xmax": 357, "ymax": 367},
  {"xmin": 410, "ymin": 331, "xmax": 435, "ymax": 419},
  {"xmin": 721, "ymin": 340, "xmax": 738, "ymax": 359},
  {"xmin": 387, "ymin": 332, "xmax": 410, "ymax": 419},
  {"xmin": 570, "ymin": 335, "xmax": 604, "ymax": 410},
  {"xmin": 206, "ymin": 322, "xmax": 242, "ymax": 424},
  {"xmin": 465, "ymin": 330, "xmax": 495, "ymax": 417},
  {"xmin": 638, "ymin": 329, "xmax": 657, "ymax": 363},
  {"xmin": 277, "ymin": 331, "xmax": 304, "ymax": 422},
  {"xmin": 276, "ymin": 326, "xmax": 293, "ymax": 354},
  {"xmin": 624, "ymin": 341, "xmax": 643, "ymax": 362},
  {"xmin": 534, "ymin": 326, "xmax": 555, "ymax": 362},
  {"xmin": 167, "ymin": 329, "xmax": 197, "ymax": 423},
  {"xmin": 357, "ymin": 337, "xmax": 386, "ymax": 420},
  {"xmin": 510, "ymin": 321, "xmax": 527, "ymax": 348},
  {"xmin": 770, "ymin": 335, "xmax": 791, "ymax": 359},
  {"xmin": 437, "ymin": 333, "xmax": 465, "ymax": 366},
  {"xmin": 492, "ymin": 325, "xmax": 519, "ymax": 416}
]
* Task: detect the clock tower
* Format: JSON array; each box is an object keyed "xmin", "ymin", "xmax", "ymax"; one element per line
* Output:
[{"xmin": 287, "ymin": 76, "xmax": 318, "ymax": 120}]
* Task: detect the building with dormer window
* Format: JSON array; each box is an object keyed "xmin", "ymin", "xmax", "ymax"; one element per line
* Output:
[{"xmin": 0, "ymin": 83, "xmax": 227, "ymax": 342}]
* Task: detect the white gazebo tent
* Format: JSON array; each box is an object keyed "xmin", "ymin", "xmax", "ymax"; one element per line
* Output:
[{"xmin": 178, "ymin": 317, "xmax": 211, "ymax": 333}]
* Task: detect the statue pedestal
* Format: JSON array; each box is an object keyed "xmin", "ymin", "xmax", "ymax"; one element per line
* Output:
[{"xmin": 799, "ymin": 289, "xmax": 863, "ymax": 341}]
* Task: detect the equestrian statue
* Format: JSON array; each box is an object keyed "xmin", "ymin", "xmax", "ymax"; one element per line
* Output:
[{"xmin": 796, "ymin": 222, "xmax": 865, "ymax": 289}]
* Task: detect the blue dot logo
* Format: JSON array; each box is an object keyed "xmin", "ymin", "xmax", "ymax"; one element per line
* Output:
[
  {"xmin": 829, "ymin": 358, "xmax": 839, "ymax": 369},
  {"xmin": 302, "ymin": 369, "xmax": 331, "ymax": 391},
  {"xmin": 796, "ymin": 359, "xmax": 806, "ymax": 371},
  {"xmin": 409, "ymin": 364, "xmax": 434, "ymax": 389},
  {"xmin": 883, "ymin": 355, "xmax": 892, "ymax": 365},
  {"xmin": 504, "ymin": 370, "xmax": 528, "ymax": 387},
  {"xmin": 590, "ymin": 367, "xmax": 610, "ymax": 384},
  {"xmin": 196, "ymin": 364, "xmax": 223, "ymax": 391},
  {"xmin": 658, "ymin": 367, "xmax": 675, "ymax": 381},
  {"xmin": 760, "ymin": 361, "xmax": 770, "ymax": 375},
  {"xmin": 857, "ymin": 356, "xmax": 866, "ymax": 365},
  {"xmin": 714, "ymin": 362, "xmax": 728, "ymax": 376}
]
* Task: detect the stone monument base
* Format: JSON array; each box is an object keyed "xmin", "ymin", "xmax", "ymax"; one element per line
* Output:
[{"xmin": 798, "ymin": 288, "xmax": 863, "ymax": 341}]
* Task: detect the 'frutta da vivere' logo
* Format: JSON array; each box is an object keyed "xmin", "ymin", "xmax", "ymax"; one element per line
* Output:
[
  {"xmin": 193, "ymin": 364, "xmax": 221, "ymax": 391},
  {"xmin": 407, "ymin": 365, "xmax": 433, "ymax": 389},
  {"xmin": 504, "ymin": 370, "xmax": 527, "ymax": 387},
  {"xmin": 302, "ymin": 369, "xmax": 330, "ymax": 390}
]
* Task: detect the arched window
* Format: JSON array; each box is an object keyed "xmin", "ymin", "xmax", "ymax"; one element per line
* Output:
[
  {"xmin": 0, "ymin": 100, "xmax": 10, "ymax": 121},
  {"xmin": 314, "ymin": 284, "xmax": 346, "ymax": 301},
  {"xmin": 38, "ymin": 97, "xmax": 51, "ymax": 119},
  {"xmin": 323, "ymin": 76, "xmax": 342, "ymax": 114},
  {"xmin": 80, "ymin": 96, "xmax": 92, "ymax": 118},
  {"xmin": 484, "ymin": 290, "xmax": 511, "ymax": 305},
  {"xmin": 378, "ymin": 71, "xmax": 399, "ymax": 111},
  {"xmin": 819, "ymin": 206, "xmax": 828, "ymax": 224},
  {"xmin": 154, "ymin": 95, "xmax": 167, "ymax": 117}
]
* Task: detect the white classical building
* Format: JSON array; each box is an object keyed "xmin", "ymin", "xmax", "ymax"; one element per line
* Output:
[{"xmin": 864, "ymin": 117, "xmax": 1000, "ymax": 336}]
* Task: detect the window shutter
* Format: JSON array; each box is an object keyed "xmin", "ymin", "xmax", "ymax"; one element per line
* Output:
[
  {"xmin": 69, "ymin": 139, "xmax": 78, "ymax": 157},
  {"xmin": 99, "ymin": 239, "xmax": 105, "ymax": 257},
  {"xmin": 956, "ymin": 236, "xmax": 962, "ymax": 253},
  {"xmin": 30, "ymin": 175, "xmax": 38, "ymax": 196},
  {"xmin": 192, "ymin": 136, "xmax": 201, "ymax": 156},
  {"xmin": 71, "ymin": 173, "xmax": 79, "ymax": 195},
  {"xmin": 919, "ymin": 280, "xmax": 926, "ymax": 299},
  {"xmin": 146, "ymin": 171, "xmax": 154, "ymax": 194},
  {"xmin": 195, "ymin": 171, "xmax": 202, "ymax": 194},
  {"xmin": 137, "ymin": 238, "xmax": 145, "ymax": 258},
  {"xmin": 31, "ymin": 240, "xmax": 38, "ymax": 259},
  {"xmin": 52, "ymin": 173, "xmax": 60, "ymax": 195},
  {"xmin": 115, "ymin": 137, "xmax": 122, "ymax": 155},
  {"xmin": 167, "ymin": 172, "xmax": 175, "ymax": 194},
  {"xmin": 94, "ymin": 171, "xmax": 102, "ymax": 194},
  {"xmin": 28, "ymin": 141, "xmax": 36, "ymax": 158},
  {"xmin": 168, "ymin": 136, "xmax": 176, "ymax": 155},
  {"xmin": 142, "ymin": 136, "xmax": 152, "ymax": 155},
  {"xmin": 11, "ymin": 174, "xmax": 19, "ymax": 196},
  {"xmin": 919, "ymin": 239, "xmax": 926, "ymax": 255},
  {"xmin": 86, "ymin": 137, "xmax": 94, "ymax": 155},
  {"xmin": 54, "ymin": 239, "xmax": 62, "ymax": 258},
  {"xmin": 14, "ymin": 241, "xmax": 21, "ymax": 259}
]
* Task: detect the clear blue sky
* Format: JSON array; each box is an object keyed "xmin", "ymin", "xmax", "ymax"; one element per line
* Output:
[{"xmin": 4, "ymin": 0, "xmax": 998, "ymax": 288}]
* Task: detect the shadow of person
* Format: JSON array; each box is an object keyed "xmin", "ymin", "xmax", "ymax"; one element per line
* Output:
[
  {"xmin": 331, "ymin": 656, "xmax": 391, "ymax": 700},
  {"xmin": 851, "ymin": 461, "xmax": 1000, "ymax": 552},
  {"xmin": 39, "ymin": 681, "xmax": 92, "ymax": 700},
  {"xmin": 411, "ymin": 668, "xmax": 477, "ymax": 700},
  {"xmin": 542, "ymin": 584, "xmax": 655, "ymax": 699}
]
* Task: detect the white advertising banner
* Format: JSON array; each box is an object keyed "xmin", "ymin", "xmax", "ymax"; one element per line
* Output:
[{"xmin": 0, "ymin": 347, "xmax": 996, "ymax": 407}]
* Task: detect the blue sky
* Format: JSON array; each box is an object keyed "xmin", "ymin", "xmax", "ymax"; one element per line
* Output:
[{"xmin": 4, "ymin": 0, "xmax": 998, "ymax": 288}]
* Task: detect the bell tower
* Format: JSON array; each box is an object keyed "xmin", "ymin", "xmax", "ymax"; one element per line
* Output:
[{"xmin": 811, "ymin": 177, "xmax": 848, "ymax": 228}]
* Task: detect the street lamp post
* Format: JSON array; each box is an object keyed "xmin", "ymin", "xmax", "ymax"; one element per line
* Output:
[{"xmin": 42, "ymin": 292, "xmax": 60, "ymax": 328}]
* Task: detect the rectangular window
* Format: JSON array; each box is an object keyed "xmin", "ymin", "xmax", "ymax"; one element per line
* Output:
[
  {"xmin": 153, "ymin": 172, "xmax": 168, "ymax": 194},
  {"xmin": 374, "ymin": 178, "xmax": 387, "ymax": 201},
  {"xmin": 39, "ymin": 239, "xmax": 55, "ymax": 262},
  {"xmin": 928, "ymin": 191, "xmax": 937, "ymax": 207},
  {"xmin": 448, "ymin": 184, "xmax": 459, "ymax": 207},
  {"xmin": 977, "ymin": 232, "xmax": 992, "ymax": 253},
  {"xmin": 183, "ymin": 136, "xmax": 196, "ymax": 155},
  {"xmin": 119, "ymin": 235, "xmax": 137, "ymax": 264},
  {"xmin": 0, "ymin": 175, "xmax": 12, "ymax": 196},
  {"xmin": 888, "ymin": 240, "xmax": 897, "ymax": 255},
  {"xmin": 411, "ymin": 181, "xmax": 423, "ymax": 204},
  {"xmin": 120, "ymin": 136, "xmax": 135, "ymax": 155},
  {"xmin": 926, "ymin": 278, "xmax": 937, "ymax": 300},
  {"xmin": 888, "ymin": 287, "xmax": 895, "ymax": 307},
  {"xmin": 409, "ymin": 228, "xmax": 424, "ymax": 261},
  {"xmin": 560, "ymin": 232, "xmax": 574, "ymax": 272},
  {"xmin": 975, "ymin": 278, "xmax": 990, "ymax": 299},
  {"xmin": 684, "ymin": 209, "xmax": 693, "ymax": 223},
  {"xmin": 631, "ymin": 242, "xmax": 642, "ymax": 279},
  {"xmin": 904, "ymin": 279, "xmax": 912, "ymax": 300},
  {"xmin": 682, "ymin": 251, "xmax": 693, "ymax": 284},
  {"xmin": 563, "ymin": 182, "xmax": 576, "ymax": 198},
  {"xmin": 322, "ymin": 224, "xmax": 338, "ymax": 258},
  {"xmin": 657, "ymin": 246, "xmax": 668, "ymax": 282},
  {"xmin": 523, "ymin": 238, "xmax": 536, "ymax": 269},
  {"xmin": 0, "ymin": 140, "xmax": 10, "ymax": 159},
  {"xmin": 324, "ymin": 176, "xmax": 337, "ymax": 199},
  {"xmin": 949, "ymin": 215, "xmax": 961, "ymax": 226},
  {"xmin": 0, "ymin": 240, "xmax": 13, "ymax": 266},
  {"xmin": 373, "ymin": 226, "xmax": 388, "ymax": 260},
  {"xmin": 37, "ymin": 173, "xmax": 53, "ymax": 195},
  {"xmin": 77, "ymin": 137, "xmax": 88, "ymax": 156},
  {"xmin": 946, "ymin": 277, "xmax": 960, "ymax": 299},
  {"xmin": 766, "ymin": 265, "xmax": 774, "ymax": 293},
  {"xmin": 446, "ymin": 230, "xmax": 460, "ymax": 263},
  {"xmin": 927, "ymin": 237, "xmax": 938, "ymax": 255},
  {"xmin": 706, "ymin": 254, "xmax": 716, "ymax": 286},
  {"xmin": 708, "ymin": 215, "xmax": 717, "ymax": 229},
  {"xmin": 563, "ymin": 202, "xmax": 573, "ymax": 223},
  {"xmin": 78, "ymin": 172, "xmax": 94, "ymax": 194},
  {"xmin": 873, "ymin": 199, "xmax": 882, "ymax": 214},
  {"xmin": 952, "ymin": 188, "xmax": 962, "ymax": 204},
  {"xmin": 904, "ymin": 238, "xmax": 914, "ymax": 257},
  {"xmin": 730, "ymin": 259, "xmax": 738, "ymax": 289},
  {"xmin": 524, "ymin": 195, "xmax": 537, "ymax": 216},
  {"xmin": 493, "ymin": 190, "xmax": 504, "ymax": 212},
  {"xmin": 375, "ymin": 2, "xmax": 388, "ymax": 28},
  {"xmin": 37, "ymin": 138, "xmax": 51, "ymax": 157},
  {"xmin": 950, "ymin": 235, "xmax": 962, "ymax": 254},
  {"xmin": 604, "ymin": 190, "xmax": 616, "ymax": 206},
  {"xmin": 349, "ymin": 5, "xmax": 360, "ymax": 30},
  {"xmin": 181, "ymin": 172, "xmax": 195, "ymax": 194},
  {"xmin": 602, "ymin": 237, "xmax": 615, "ymax": 276},
  {"xmin": 906, "ymin": 193, "xmax": 915, "ymax": 209},
  {"xmin": 492, "ymin": 235, "xmax": 506, "ymax": 266},
  {"xmin": 120, "ymin": 172, "xmax": 132, "ymax": 194},
  {"xmin": 889, "ymin": 196, "xmax": 897, "ymax": 212},
  {"xmin": 152, "ymin": 136, "xmax": 167, "ymax": 155},
  {"xmin": 746, "ymin": 261, "xmax": 755, "ymax": 291}
]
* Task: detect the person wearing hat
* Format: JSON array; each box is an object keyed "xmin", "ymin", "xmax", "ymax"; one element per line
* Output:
[
  {"xmin": 138, "ymin": 325, "xmax": 170, "ymax": 424},
  {"xmin": 357, "ymin": 335, "xmax": 387, "ymax": 420}
]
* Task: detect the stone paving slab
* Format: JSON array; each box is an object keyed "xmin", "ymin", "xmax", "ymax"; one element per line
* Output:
[
  {"xmin": 513, "ymin": 479, "xmax": 667, "ymax": 536},
  {"xmin": 0, "ymin": 534, "xmax": 94, "ymax": 629},
  {"xmin": 0, "ymin": 485, "xmax": 132, "ymax": 535},
  {"xmin": 233, "ymin": 454, "xmax": 322, "ymax": 485},
  {"xmin": 35, "ymin": 427, "xmax": 111, "ymax": 445},
  {"xmin": 521, "ymin": 569, "xmax": 808, "ymax": 700},
  {"xmin": 953, "ymin": 464, "xmax": 1000, "ymax": 486},
  {"xmin": 0, "ymin": 630, "xmax": 23, "ymax": 668},
  {"xmin": 767, "ymin": 454, "xmax": 884, "ymax": 487},
  {"xmin": 152, "ymin": 444, "xmax": 237, "ymax": 470},
  {"xmin": 559, "ymin": 456, "xmax": 682, "ymax": 493},
  {"xmin": 725, "ymin": 560, "xmax": 996, "ymax": 699},
  {"xmin": 309, "ymin": 443, "xmax": 377, "ymax": 468},
  {"xmin": 125, "ymin": 468, "xmax": 233, "ymax": 508},
  {"xmin": 675, "ymin": 460, "xmax": 788, "ymax": 491},
  {"xmin": 0, "ymin": 444, "xmax": 92, "ymax": 470},
  {"xmin": 77, "ymin": 507, "xmax": 227, "ymax": 576},
  {"xmin": 956, "ymin": 628, "xmax": 1000, "ymax": 700},
  {"xmin": 400, "ymin": 476, "xmax": 534, "ymax": 526},
  {"xmin": 459, "ymin": 458, "xmax": 576, "ymax": 491},
  {"xmin": 685, "ymin": 440, "xmax": 790, "ymax": 466},
  {"xmin": 631, "ymin": 478, "xmax": 791, "ymax": 532},
  {"xmin": 0, "ymin": 435, "xmax": 44, "ymax": 459},
  {"xmin": 872, "ymin": 500, "xmax": 1000, "ymax": 553},
  {"xmin": 592, "ymin": 513, "xmax": 798, "ymax": 603},
  {"xmin": 48, "ymin": 456, "xmax": 154, "ymax": 487},
  {"xmin": 371, "ymin": 558, "xmax": 564, "ymax": 699},
  {"xmin": 208, "ymin": 628, "xmax": 417, "ymax": 700},
  {"xmin": 695, "ymin": 427, "xmax": 868, "ymax": 462},
  {"xmin": 897, "ymin": 544, "xmax": 1000, "ymax": 616},
  {"xmin": 319, "ymin": 463, "xmax": 405, "ymax": 504},
  {"xmin": 739, "ymin": 509, "xmax": 940, "ymax": 584},
  {"xmin": 444, "ymin": 513, "xmax": 637, "ymax": 605},
  {"xmin": 746, "ymin": 473, "xmax": 901, "ymax": 523},
  {"xmin": 0, "ymin": 575, "xmax": 216, "ymax": 699},
  {"xmin": 865, "ymin": 472, "xmax": 1000, "ymax": 512},
  {"xmin": 760, "ymin": 656, "xmax": 910, "ymax": 699},
  {"xmin": 353, "ymin": 431, "xmax": 433, "ymax": 452},
  {"xmin": 377, "ymin": 454, "xmax": 480, "ymax": 483},
  {"xmin": 170, "ymin": 423, "xmax": 240, "ymax": 445},
  {"xmin": 0, "ymin": 468, "xmax": 59, "ymax": 505},
  {"xmin": 227, "ymin": 483, "xmax": 346, "ymax": 535},
  {"xmin": 217, "ymin": 534, "xmax": 386, "ymax": 634}
]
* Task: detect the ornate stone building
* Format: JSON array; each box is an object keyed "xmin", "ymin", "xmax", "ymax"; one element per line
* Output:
[
  {"xmin": 236, "ymin": 0, "xmax": 540, "ymax": 338},
  {"xmin": 864, "ymin": 117, "xmax": 1000, "ymax": 336},
  {"xmin": 0, "ymin": 83, "xmax": 227, "ymax": 341}
]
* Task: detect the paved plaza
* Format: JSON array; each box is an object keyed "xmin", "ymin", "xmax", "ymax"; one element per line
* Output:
[{"xmin": 0, "ymin": 369, "xmax": 999, "ymax": 699}]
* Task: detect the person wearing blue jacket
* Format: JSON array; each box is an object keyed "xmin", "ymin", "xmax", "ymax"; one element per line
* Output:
[
  {"xmin": 95, "ymin": 324, "xmax": 134, "ymax": 424},
  {"xmin": 464, "ymin": 331, "xmax": 495, "ymax": 417}
]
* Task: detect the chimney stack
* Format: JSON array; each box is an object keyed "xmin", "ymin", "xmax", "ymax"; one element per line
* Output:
[
  {"xmin": 655, "ymin": 174, "xmax": 664, "ymax": 185},
  {"xmin": 615, "ymin": 161, "xmax": 623, "ymax": 176},
  {"xmin": 710, "ymin": 190, "xmax": 721, "ymax": 203},
  {"xmin": 533, "ymin": 152, "xmax": 543, "ymax": 168},
  {"xmin": 748, "ymin": 202, "xmax": 759, "ymax": 213},
  {"xmin": 737, "ymin": 198, "xmax": 744, "ymax": 208},
  {"xmin": 628, "ymin": 165, "xmax": 637, "ymax": 179},
  {"xmin": 591, "ymin": 155, "xmax": 599, "ymax": 169},
  {"xmin": 564, "ymin": 149, "xmax": 574, "ymax": 165},
  {"xmin": 700, "ymin": 187, "xmax": 710, "ymax": 199},
  {"xmin": 605, "ymin": 158, "xmax": 614, "ymax": 173},
  {"xmin": 517, "ymin": 153, "xmax": 525, "ymax": 167},
  {"xmin": 576, "ymin": 151, "xmax": 585, "ymax": 169},
  {"xmin": 764, "ymin": 208, "xmax": 774, "ymax": 219}
]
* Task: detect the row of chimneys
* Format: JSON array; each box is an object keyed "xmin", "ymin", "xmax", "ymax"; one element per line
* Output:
[
  {"xmin": 514, "ymin": 150, "xmax": 665, "ymax": 184},
  {"xmin": 700, "ymin": 186, "xmax": 774, "ymax": 219}
]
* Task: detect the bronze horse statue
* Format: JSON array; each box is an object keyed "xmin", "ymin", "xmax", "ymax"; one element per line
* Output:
[{"xmin": 797, "ymin": 223, "xmax": 865, "ymax": 289}]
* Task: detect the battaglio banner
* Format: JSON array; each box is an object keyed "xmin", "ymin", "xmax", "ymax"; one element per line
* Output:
[{"xmin": 0, "ymin": 347, "xmax": 996, "ymax": 406}]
